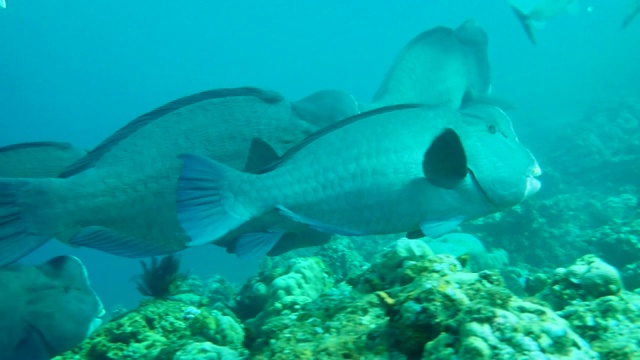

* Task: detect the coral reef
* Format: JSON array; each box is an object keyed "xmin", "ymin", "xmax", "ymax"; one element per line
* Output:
[
  {"xmin": 587, "ymin": 217, "xmax": 640, "ymax": 270},
  {"xmin": 56, "ymin": 246, "xmax": 639, "ymax": 360},
  {"xmin": 539, "ymin": 255, "xmax": 624, "ymax": 310},
  {"xmin": 54, "ymin": 280, "xmax": 246, "ymax": 359},
  {"xmin": 540, "ymin": 96, "xmax": 640, "ymax": 192},
  {"xmin": 558, "ymin": 292, "xmax": 640, "ymax": 359}
]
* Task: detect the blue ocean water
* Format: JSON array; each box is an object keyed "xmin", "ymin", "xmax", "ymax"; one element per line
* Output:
[{"xmin": 0, "ymin": 0, "xmax": 639, "ymax": 312}]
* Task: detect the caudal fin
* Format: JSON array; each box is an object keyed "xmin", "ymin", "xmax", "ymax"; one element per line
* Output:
[
  {"xmin": 0, "ymin": 179, "xmax": 51, "ymax": 265},
  {"xmin": 622, "ymin": 6, "xmax": 640, "ymax": 29},
  {"xmin": 176, "ymin": 154, "xmax": 251, "ymax": 246},
  {"xmin": 511, "ymin": 7, "xmax": 537, "ymax": 44}
]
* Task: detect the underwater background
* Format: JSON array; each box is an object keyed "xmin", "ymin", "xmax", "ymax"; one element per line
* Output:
[{"xmin": 1, "ymin": 1, "xmax": 640, "ymax": 359}]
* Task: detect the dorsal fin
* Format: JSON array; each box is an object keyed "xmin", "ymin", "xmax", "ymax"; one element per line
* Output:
[
  {"xmin": 259, "ymin": 103, "xmax": 422, "ymax": 173},
  {"xmin": 59, "ymin": 87, "xmax": 283, "ymax": 178},
  {"xmin": 0, "ymin": 141, "xmax": 75, "ymax": 153}
]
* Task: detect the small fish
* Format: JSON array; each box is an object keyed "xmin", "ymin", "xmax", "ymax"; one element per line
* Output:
[
  {"xmin": 622, "ymin": 0, "xmax": 640, "ymax": 28},
  {"xmin": 509, "ymin": 0, "xmax": 579, "ymax": 43},
  {"xmin": 0, "ymin": 87, "xmax": 361, "ymax": 266},
  {"xmin": 0, "ymin": 0, "xmax": 5, "ymax": 9},
  {"xmin": 369, "ymin": 20, "xmax": 491, "ymax": 110},
  {"xmin": 176, "ymin": 103, "xmax": 541, "ymax": 258},
  {"xmin": 0, "ymin": 255, "xmax": 104, "ymax": 360},
  {"xmin": 0, "ymin": 141, "xmax": 87, "ymax": 178}
]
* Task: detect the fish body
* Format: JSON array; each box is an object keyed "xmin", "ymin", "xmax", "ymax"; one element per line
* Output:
[
  {"xmin": 370, "ymin": 20, "xmax": 491, "ymax": 110},
  {"xmin": 0, "ymin": 87, "xmax": 361, "ymax": 265},
  {"xmin": 0, "ymin": 141, "xmax": 87, "ymax": 178},
  {"xmin": 176, "ymin": 104, "xmax": 541, "ymax": 257},
  {"xmin": 0, "ymin": 256, "xmax": 103, "ymax": 360},
  {"xmin": 509, "ymin": 0, "xmax": 578, "ymax": 43}
]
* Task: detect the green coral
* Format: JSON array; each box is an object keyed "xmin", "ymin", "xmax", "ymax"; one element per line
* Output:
[
  {"xmin": 538, "ymin": 255, "xmax": 624, "ymax": 310},
  {"xmin": 54, "ymin": 299, "xmax": 245, "ymax": 360},
  {"xmin": 558, "ymin": 292, "xmax": 640, "ymax": 359}
]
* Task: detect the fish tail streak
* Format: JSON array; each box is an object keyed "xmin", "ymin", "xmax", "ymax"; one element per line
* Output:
[
  {"xmin": 511, "ymin": 7, "xmax": 537, "ymax": 44},
  {"xmin": 622, "ymin": 7, "xmax": 640, "ymax": 29},
  {"xmin": 176, "ymin": 154, "xmax": 250, "ymax": 246},
  {"xmin": 0, "ymin": 179, "xmax": 51, "ymax": 266}
]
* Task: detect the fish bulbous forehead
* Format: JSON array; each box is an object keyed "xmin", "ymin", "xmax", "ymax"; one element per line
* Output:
[
  {"xmin": 456, "ymin": 104, "xmax": 541, "ymax": 208},
  {"xmin": 460, "ymin": 104, "xmax": 513, "ymax": 128}
]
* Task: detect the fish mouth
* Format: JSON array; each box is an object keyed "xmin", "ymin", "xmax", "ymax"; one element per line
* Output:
[
  {"xmin": 523, "ymin": 163, "xmax": 542, "ymax": 198},
  {"xmin": 468, "ymin": 162, "xmax": 542, "ymax": 208},
  {"xmin": 524, "ymin": 176, "xmax": 541, "ymax": 198}
]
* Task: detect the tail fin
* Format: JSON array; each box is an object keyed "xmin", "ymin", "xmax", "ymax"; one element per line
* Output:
[
  {"xmin": 622, "ymin": 6, "xmax": 640, "ymax": 29},
  {"xmin": 0, "ymin": 179, "xmax": 51, "ymax": 265},
  {"xmin": 176, "ymin": 154, "xmax": 252, "ymax": 246},
  {"xmin": 511, "ymin": 7, "xmax": 537, "ymax": 44}
]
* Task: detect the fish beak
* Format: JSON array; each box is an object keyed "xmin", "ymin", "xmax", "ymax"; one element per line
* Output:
[
  {"xmin": 525, "ymin": 176, "xmax": 541, "ymax": 197},
  {"xmin": 531, "ymin": 163, "xmax": 542, "ymax": 177},
  {"xmin": 522, "ymin": 162, "xmax": 542, "ymax": 199}
]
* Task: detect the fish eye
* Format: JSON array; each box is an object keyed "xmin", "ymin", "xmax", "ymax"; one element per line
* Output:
[{"xmin": 488, "ymin": 124, "xmax": 497, "ymax": 134}]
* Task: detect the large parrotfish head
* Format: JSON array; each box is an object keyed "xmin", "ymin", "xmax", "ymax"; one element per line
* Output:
[{"xmin": 455, "ymin": 104, "xmax": 541, "ymax": 209}]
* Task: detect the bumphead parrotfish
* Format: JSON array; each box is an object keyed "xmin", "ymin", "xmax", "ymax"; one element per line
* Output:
[
  {"xmin": 175, "ymin": 103, "xmax": 541, "ymax": 258},
  {"xmin": 0, "ymin": 87, "xmax": 361, "ymax": 266},
  {"xmin": 0, "ymin": 255, "xmax": 104, "ymax": 360},
  {"xmin": 0, "ymin": 19, "xmax": 499, "ymax": 264}
]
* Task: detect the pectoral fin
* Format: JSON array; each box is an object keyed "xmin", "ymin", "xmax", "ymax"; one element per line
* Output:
[
  {"xmin": 405, "ymin": 229, "xmax": 426, "ymax": 239},
  {"xmin": 419, "ymin": 217, "xmax": 465, "ymax": 238}
]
